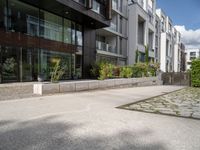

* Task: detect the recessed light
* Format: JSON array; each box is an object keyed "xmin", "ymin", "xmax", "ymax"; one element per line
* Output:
[{"xmin": 65, "ymin": 11, "xmax": 69, "ymax": 14}]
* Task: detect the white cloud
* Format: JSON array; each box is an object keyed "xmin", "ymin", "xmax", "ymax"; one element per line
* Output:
[{"xmin": 174, "ymin": 25, "xmax": 200, "ymax": 49}]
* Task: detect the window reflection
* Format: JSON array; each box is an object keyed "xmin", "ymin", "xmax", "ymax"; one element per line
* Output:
[
  {"xmin": 39, "ymin": 10, "xmax": 63, "ymax": 42},
  {"xmin": 76, "ymin": 24, "xmax": 83, "ymax": 46},
  {"xmin": 7, "ymin": 0, "xmax": 39, "ymax": 35},
  {"xmin": 64, "ymin": 19, "xmax": 72, "ymax": 44},
  {"xmin": 0, "ymin": 0, "xmax": 84, "ymax": 83}
]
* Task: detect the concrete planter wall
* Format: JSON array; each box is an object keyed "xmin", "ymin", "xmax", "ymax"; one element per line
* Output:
[{"xmin": 33, "ymin": 77, "xmax": 163, "ymax": 95}]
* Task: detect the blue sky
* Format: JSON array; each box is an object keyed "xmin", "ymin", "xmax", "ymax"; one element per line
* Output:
[
  {"xmin": 157, "ymin": 0, "xmax": 200, "ymax": 48},
  {"xmin": 157, "ymin": 0, "xmax": 200, "ymax": 30}
]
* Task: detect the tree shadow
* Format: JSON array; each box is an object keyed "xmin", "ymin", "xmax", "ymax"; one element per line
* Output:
[{"xmin": 0, "ymin": 116, "xmax": 167, "ymax": 150}]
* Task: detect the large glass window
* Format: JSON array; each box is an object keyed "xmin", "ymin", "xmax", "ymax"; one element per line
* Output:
[
  {"xmin": 1, "ymin": 46, "xmax": 19, "ymax": 82},
  {"xmin": 71, "ymin": 21, "xmax": 76, "ymax": 45},
  {"xmin": 0, "ymin": 0, "xmax": 83, "ymax": 83},
  {"xmin": 0, "ymin": 0, "xmax": 5, "ymax": 29},
  {"xmin": 64, "ymin": 19, "xmax": 72, "ymax": 44},
  {"xmin": 40, "ymin": 50, "xmax": 72, "ymax": 80},
  {"xmin": 7, "ymin": 0, "xmax": 39, "ymax": 36},
  {"xmin": 76, "ymin": 24, "xmax": 83, "ymax": 46},
  {"xmin": 39, "ymin": 10, "xmax": 63, "ymax": 42}
]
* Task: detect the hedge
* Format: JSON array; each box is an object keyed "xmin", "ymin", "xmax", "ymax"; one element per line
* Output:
[
  {"xmin": 191, "ymin": 59, "xmax": 200, "ymax": 87},
  {"xmin": 90, "ymin": 61, "xmax": 159, "ymax": 80}
]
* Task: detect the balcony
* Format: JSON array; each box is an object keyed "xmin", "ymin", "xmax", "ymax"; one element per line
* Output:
[
  {"xmin": 106, "ymin": 22, "xmax": 117, "ymax": 32},
  {"xmin": 112, "ymin": 1, "xmax": 117, "ymax": 10},
  {"xmin": 92, "ymin": 0, "xmax": 106, "ymax": 16},
  {"xmin": 148, "ymin": 5, "xmax": 153, "ymax": 13},
  {"xmin": 96, "ymin": 41, "xmax": 117, "ymax": 53},
  {"xmin": 73, "ymin": 0, "xmax": 86, "ymax": 6}
]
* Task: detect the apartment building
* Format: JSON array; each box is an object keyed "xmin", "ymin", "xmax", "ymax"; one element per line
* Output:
[
  {"xmin": 156, "ymin": 9, "xmax": 175, "ymax": 72},
  {"xmin": 128, "ymin": 0, "xmax": 156, "ymax": 64},
  {"xmin": 0, "ymin": 0, "xmax": 111, "ymax": 83},
  {"xmin": 180, "ymin": 43, "xmax": 186, "ymax": 72},
  {"xmin": 173, "ymin": 28, "xmax": 184, "ymax": 72},
  {"xmin": 185, "ymin": 48, "xmax": 200, "ymax": 70},
  {"xmin": 96, "ymin": 0, "xmax": 128, "ymax": 65},
  {"xmin": 155, "ymin": 14, "xmax": 161, "ymax": 63}
]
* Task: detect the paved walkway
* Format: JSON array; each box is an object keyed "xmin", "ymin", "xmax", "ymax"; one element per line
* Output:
[
  {"xmin": 121, "ymin": 87, "xmax": 200, "ymax": 119},
  {"xmin": 0, "ymin": 86, "xmax": 200, "ymax": 150}
]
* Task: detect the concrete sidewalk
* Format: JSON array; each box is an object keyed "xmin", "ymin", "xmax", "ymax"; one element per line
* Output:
[{"xmin": 0, "ymin": 86, "xmax": 200, "ymax": 150}]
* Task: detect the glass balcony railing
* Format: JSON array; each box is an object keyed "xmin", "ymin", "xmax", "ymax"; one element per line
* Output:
[
  {"xmin": 73, "ymin": 0, "xmax": 86, "ymax": 6},
  {"xmin": 96, "ymin": 41, "xmax": 117, "ymax": 53},
  {"xmin": 106, "ymin": 22, "xmax": 117, "ymax": 32},
  {"xmin": 112, "ymin": 1, "xmax": 123, "ymax": 12},
  {"xmin": 112, "ymin": 1, "xmax": 117, "ymax": 10},
  {"xmin": 92, "ymin": 0, "xmax": 106, "ymax": 16}
]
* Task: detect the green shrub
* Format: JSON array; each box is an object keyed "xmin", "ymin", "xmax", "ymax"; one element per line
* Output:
[
  {"xmin": 113, "ymin": 66, "xmax": 120, "ymax": 77},
  {"xmin": 90, "ymin": 61, "xmax": 160, "ymax": 80},
  {"xmin": 132, "ymin": 63, "xmax": 148, "ymax": 77},
  {"xmin": 148, "ymin": 62, "xmax": 160, "ymax": 76},
  {"xmin": 191, "ymin": 59, "xmax": 200, "ymax": 87},
  {"xmin": 98, "ymin": 62, "xmax": 115, "ymax": 80},
  {"xmin": 90, "ymin": 61, "xmax": 101, "ymax": 78},
  {"xmin": 120, "ymin": 66, "xmax": 133, "ymax": 78}
]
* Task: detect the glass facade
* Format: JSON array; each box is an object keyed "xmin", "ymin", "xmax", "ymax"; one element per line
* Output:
[{"xmin": 0, "ymin": 0, "xmax": 83, "ymax": 83}]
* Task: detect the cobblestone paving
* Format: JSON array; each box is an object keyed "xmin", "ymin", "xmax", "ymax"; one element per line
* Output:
[{"xmin": 122, "ymin": 87, "xmax": 200, "ymax": 119}]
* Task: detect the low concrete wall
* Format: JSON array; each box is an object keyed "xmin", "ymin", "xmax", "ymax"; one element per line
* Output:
[
  {"xmin": 33, "ymin": 77, "xmax": 163, "ymax": 95},
  {"xmin": 0, "ymin": 82, "xmax": 34, "ymax": 100}
]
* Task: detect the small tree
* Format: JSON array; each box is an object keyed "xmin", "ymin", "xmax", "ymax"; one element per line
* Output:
[
  {"xmin": 50, "ymin": 59, "xmax": 65, "ymax": 83},
  {"xmin": 145, "ymin": 45, "xmax": 149, "ymax": 64}
]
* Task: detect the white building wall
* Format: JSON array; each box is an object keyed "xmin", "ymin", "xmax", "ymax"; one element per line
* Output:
[
  {"xmin": 160, "ymin": 33, "xmax": 167, "ymax": 72},
  {"xmin": 185, "ymin": 49, "xmax": 200, "ymax": 70}
]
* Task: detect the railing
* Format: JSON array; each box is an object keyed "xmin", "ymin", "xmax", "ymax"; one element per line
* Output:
[
  {"xmin": 112, "ymin": 1, "xmax": 117, "ymax": 10},
  {"xmin": 106, "ymin": 22, "xmax": 117, "ymax": 32},
  {"xmin": 96, "ymin": 41, "xmax": 117, "ymax": 53},
  {"xmin": 147, "ymin": 5, "xmax": 153, "ymax": 13},
  {"xmin": 92, "ymin": 0, "xmax": 106, "ymax": 16},
  {"xmin": 73, "ymin": 0, "xmax": 86, "ymax": 6}
]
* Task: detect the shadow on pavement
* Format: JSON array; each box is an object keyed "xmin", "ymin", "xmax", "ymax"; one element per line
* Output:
[{"xmin": 0, "ymin": 116, "xmax": 167, "ymax": 150}]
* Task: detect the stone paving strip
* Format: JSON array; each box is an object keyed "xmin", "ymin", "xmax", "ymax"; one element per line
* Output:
[{"xmin": 120, "ymin": 87, "xmax": 200, "ymax": 119}]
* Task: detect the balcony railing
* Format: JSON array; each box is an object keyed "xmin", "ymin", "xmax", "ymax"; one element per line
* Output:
[
  {"xmin": 92, "ymin": 0, "xmax": 106, "ymax": 16},
  {"xmin": 106, "ymin": 22, "xmax": 117, "ymax": 32},
  {"xmin": 96, "ymin": 41, "xmax": 117, "ymax": 53},
  {"xmin": 112, "ymin": 1, "xmax": 117, "ymax": 10},
  {"xmin": 147, "ymin": 5, "xmax": 153, "ymax": 13},
  {"xmin": 73, "ymin": 0, "xmax": 86, "ymax": 6}
]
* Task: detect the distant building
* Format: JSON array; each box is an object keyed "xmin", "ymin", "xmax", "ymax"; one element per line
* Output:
[
  {"xmin": 173, "ymin": 28, "xmax": 182, "ymax": 72},
  {"xmin": 180, "ymin": 43, "xmax": 186, "ymax": 72},
  {"xmin": 156, "ymin": 9, "xmax": 173, "ymax": 72},
  {"xmin": 185, "ymin": 48, "xmax": 200, "ymax": 70}
]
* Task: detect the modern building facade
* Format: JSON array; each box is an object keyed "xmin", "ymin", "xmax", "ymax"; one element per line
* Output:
[
  {"xmin": 128, "ymin": 0, "xmax": 156, "ymax": 64},
  {"xmin": 156, "ymin": 9, "xmax": 175, "ymax": 72},
  {"xmin": 180, "ymin": 43, "xmax": 186, "ymax": 72},
  {"xmin": 185, "ymin": 48, "xmax": 200, "ymax": 70},
  {"xmin": 96, "ymin": 0, "xmax": 128, "ymax": 65},
  {"xmin": 154, "ymin": 14, "xmax": 161, "ymax": 63},
  {"xmin": 0, "ymin": 0, "xmax": 112, "ymax": 83},
  {"xmin": 173, "ymin": 27, "xmax": 183, "ymax": 72}
]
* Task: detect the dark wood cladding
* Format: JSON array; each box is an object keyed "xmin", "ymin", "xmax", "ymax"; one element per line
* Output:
[
  {"xmin": 105, "ymin": 0, "xmax": 112, "ymax": 20},
  {"xmin": 0, "ymin": 29, "xmax": 77, "ymax": 53}
]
